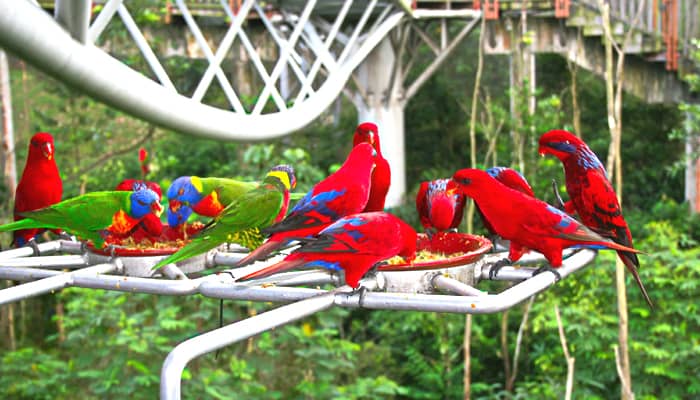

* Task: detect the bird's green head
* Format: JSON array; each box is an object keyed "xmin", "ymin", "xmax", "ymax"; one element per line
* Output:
[{"xmin": 266, "ymin": 165, "xmax": 296, "ymax": 191}]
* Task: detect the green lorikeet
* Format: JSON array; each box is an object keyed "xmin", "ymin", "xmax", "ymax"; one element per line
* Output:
[
  {"xmin": 0, "ymin": 186, "xmax": 163, "ymax": 248},
  {"xmin": 152, "ymin": 165, "xmax": 296, "ymax": 270}
]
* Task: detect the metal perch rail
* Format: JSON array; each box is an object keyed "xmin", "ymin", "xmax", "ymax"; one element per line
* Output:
[{"xmin": 0, "ymin": 240, "xmax": 596, "ymax": 400}]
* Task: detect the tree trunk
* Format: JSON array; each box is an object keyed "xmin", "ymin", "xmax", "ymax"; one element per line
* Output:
[
  {"xmin": 1, "ymin": 49, "xmax": 17, "ymax": 199},
  {"xmin": 598, "ymin": 1, "xmax": 643, "ymax": 397},
  {"xmin": 463, "ymin": 17, "xmax": 486, "ymax": 400}
]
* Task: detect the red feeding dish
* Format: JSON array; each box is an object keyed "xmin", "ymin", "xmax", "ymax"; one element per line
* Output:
[
  {"xmin": 378, "ymin": 232, "xmax": 492, "ymax": 271},
  {"xmin": 88, "ymin": 222, "xmax": 204, "ymax": 257}
]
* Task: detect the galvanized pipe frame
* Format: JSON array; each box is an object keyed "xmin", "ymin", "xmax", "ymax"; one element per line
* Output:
[{"xmin": 159, "ymin": 249, "xmax": 596, "ymax": 400}]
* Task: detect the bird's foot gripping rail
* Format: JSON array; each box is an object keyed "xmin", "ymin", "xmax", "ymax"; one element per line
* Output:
[{"xmin": 0, "ymin": 240, "xmax": 595, "ymax": 400}]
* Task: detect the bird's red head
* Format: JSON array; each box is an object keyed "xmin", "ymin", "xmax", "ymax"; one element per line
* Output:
[
  {"xmin": 451, "ymin": 168, "xmax": 493, "ymax": 198},
  {"xmin": 29, "ymin": 132, "xmax": 55, "ymax": 161},
  {"xmin": 428, "ymin": 183, "xmax": 460, "ymax": 231},
  {"xmin": 538, "ymin": 129, "xmax": 584, "ymax": 161},
  {"xmin": 353, "ymin": 122, "xmax": 381, "ymax": 153}
]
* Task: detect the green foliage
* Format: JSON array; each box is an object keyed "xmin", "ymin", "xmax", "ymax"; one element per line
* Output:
[{"xmin": 1, "ymin": 15, "xmax": 699, "ymax": 400}]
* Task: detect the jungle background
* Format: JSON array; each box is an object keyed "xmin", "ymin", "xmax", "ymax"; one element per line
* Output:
[{"xmin": 1, "ymin": 3, "xmax": 700, "ymax": 399}]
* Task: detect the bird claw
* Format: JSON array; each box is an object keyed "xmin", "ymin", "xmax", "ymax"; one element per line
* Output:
[
  {"xmin": 533, "ymin": 265, "xmax": 562, "ymax": 281},
  {"xmin": 551, "ymin": 179, "xmax": 567, "ymax": 211},
  {"xmin": 353, "ymin": 286, "xmax": 370, "ymax": 308},
  {"xmin": 26, "ymin": 238, "xmax": 41, "ymax": 256},
  {"xmin": 488, "ymin": 258, "xmax": 512, "ymax": 279},
  {"xmin": 58, "ymin": 231, "xmax": 76, "ymax": 242}
]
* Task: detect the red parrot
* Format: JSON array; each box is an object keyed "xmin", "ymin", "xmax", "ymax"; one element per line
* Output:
[
  {"xmin": 477, "ymin": 167, "xmax": 535, "ymax": 236},
  {"xmin": 452, "ymin": 168, "xmax": 641, "ymax": 276},
  {"xmin": 237, "ymin": 212, "xmax": 417, "ymax": 288},
  {"xmin": 353, "ymin": 122, "xmax": 390, "ymax": 212},
  {"xmin": 12, "ymin": 132, "xmax": 63, "ymax": 247},
  {"xmin": 115, "ymin": 148, "xmax": 162, "ymax": 199},
  {"xmin": 415, "ymin": 178, "xmax": 466, "ymax": 234},
  {"xmin": 235, "ymin": 143, "xmax": 376, "ymax": 267},
  {"xmin": 538, "ymin": 129, "xmax": 652, "ymax": 307}
]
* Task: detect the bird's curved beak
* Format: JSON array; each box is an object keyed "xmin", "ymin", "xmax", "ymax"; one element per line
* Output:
[
  {"xmin": 169, "ymin": 199, "xmax": 181, "ymax": 213},
  {"xmin": 42, "ymin": 142, "xmax": 53, "ymax": 160},
  {"xmin": 152, "ymin": 201, "xmax": 164, "ymax": 217}
]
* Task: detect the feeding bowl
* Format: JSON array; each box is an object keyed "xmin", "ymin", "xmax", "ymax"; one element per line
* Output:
[
  {"xmin": 378, "ymin": 232, "xmax": 492, "ymax": 272},
  {"xmin": 85, "ymin": 223, "xmax": 215, "ymax": 277}
]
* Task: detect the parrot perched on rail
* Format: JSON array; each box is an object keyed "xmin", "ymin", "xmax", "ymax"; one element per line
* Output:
[
  {"xmin": 353, "ymin": 122, "xmax": 390, "ymax": 211},
  {"xmin": 237, "ymin": 212, "xmax": 417, "ymax": 288},
  {"xmin": 415, "ymin": 178, "xmax": 466, "ymax": 234},
  {"xmin": 235, "ymin": 143, "xmax": 377, "ymax": 268},
  {"xmin": 538, "ymin": 129, "xmax": 652, "ymax": 308},
  {"xmin": 152, "ymin": 165, "xmax": 296, "ymax": 270},
  {"xmin": 12, "ymin": 132, "xmax": 63, "ymax": 247},
  {"xmin": 1, "ymin": 186, "xmax": 163, "ymax": 249},
  {"xmin": 116, "ymin": 148, "xmax": 162, "ymax": 199},
  {"xmin": 165, "ymin": 176, "xmax": 258, "ymax": 228},
  {"xmin": 452, "ymin": 168, "xmax": 641, "ymax": 276},
  {"xmin": 476, "ymin": 167, "xmax": 535, "ymax": 236}
]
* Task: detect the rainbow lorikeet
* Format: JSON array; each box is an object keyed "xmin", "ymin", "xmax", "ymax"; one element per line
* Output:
[
  {"xmin": 452, "ymin": 168, "xmax": 641, "ymax": 276},
  {"xmin": 235, "ymin": 143, "xmax": 377, "ymax": 268},
  {"xmin": 353, "ymin": 122, "xmax": 390, "ymax": 212},
  {"xmin": 115, "ymin": 148, "xmax": 162, "ymax": 200},
  {"xmin": 415, "ymin": 178, "xmax": 466, "ymax": 234},
  {"xmin": 152, "ymin": 165, "xmax": 296, "ymax": 270},
  {"xmin": 538, "ymin": 129, "xmax": 652, "ymax": 308},
  {"xmin": 1, "ymin": 186, "xmax": 163, "ymax": 248},
  {"xmin": 237, "ymin": 211, "xmax": 417, "ymax": 288},
  {"xmin": 477, "ymin": 166, "xmax": 535, "ymax": 236},
  {"xmin": 165, "ymin": 176, "xmax": 258, "ymax": 228},
  {"xmin": 12, "ymin": 132, "xmax": 63, "ymax": 247}
]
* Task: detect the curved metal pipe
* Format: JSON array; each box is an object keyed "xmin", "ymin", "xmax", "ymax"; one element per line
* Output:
[
  {"xmin": 160, "ymin": 292, "xmax": 336, "ymax": 400},
  {"xmin": 0, "ymin": 0, "xmax": 405, "ymax": 141}
]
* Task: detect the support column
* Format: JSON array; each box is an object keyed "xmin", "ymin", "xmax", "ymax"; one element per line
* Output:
[{"xmin": 354, "ymin": 37, "xmax": 406, "ymax": 208}]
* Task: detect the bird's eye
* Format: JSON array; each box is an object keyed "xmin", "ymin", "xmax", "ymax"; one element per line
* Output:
[
  {"xmin": 137, "ymin": 200, "xmax": 147, "ymax": 206},
  {"xmin": 565, "ymin": 140, "xmax": 570, "ymax": 144},
  {"xmin": 178, "ymin": 188, "xmax": 184, "ymax": 196}
]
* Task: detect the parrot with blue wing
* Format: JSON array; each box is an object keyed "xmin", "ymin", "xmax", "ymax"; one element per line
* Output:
[
  {"xmin": 237, "ymin": 212, "xmax": 417, "ymax": 288},
  {"xmin": 538, "ymin": 129, "xmax": 652, "ymax": 308},
  {"xmin": 452, "ymin": 168, "xmax": 641, "ymax": 278},
  {"xmin": 235, "ymin": 143, "xmax": 377, "ymax": 267}
]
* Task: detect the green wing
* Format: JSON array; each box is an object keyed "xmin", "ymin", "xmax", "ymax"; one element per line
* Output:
[
  {"xmin": 25, "ymin": 192, "xmax": 129, "ymax": 231},
  {"xmin": 7, "ymin": 192, "xmax": 130, "ymax": 245},
  {"xmin": 153, "ymin": 186, "xmax": 283, "ymax": 269},
  {"xmin": 200, "ymin": 178, "xmax": 257, "ymax": 205},
  {"xmin": 202, "ymin": 186, "xmax": 284, "ymax": 239}
]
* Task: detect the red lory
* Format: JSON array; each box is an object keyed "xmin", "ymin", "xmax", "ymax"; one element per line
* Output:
[
  {"xmin": 353, "ymin": 122, "xmax": 390, "ymax": 211},
  {"xmin": 477, "ymin": 166, "xmax": 535, "ymax": 236},
  {"xmin": 152, "ymin": 165, "xmax": 296, "ymax": 269},
  {"xmin": 235, "ymin": 143, "xmax": 377, "ymax": 267},
  {"xmin": 12, "ymin": 132, "xmax": 63, "ymax": 247},
  {"xmin": 452, "ymin": 168, "xmax": 642, "ymax": 279},
  {"xmin": 1, "ymin": 186, "xmax": 163, "ymax": 248},
  {"xmin": 115, "ymin": 148, "xmax": 162, "ymax": 199},
  {"xmin": 415, "ymin": 178, "xmax": 466, "ymax": 234},
  {"xmin": 538, "ymin": 129, "xmax": 652, "ymax": 308},
  {"xmin": 237, "ymin": 211, "xmax": 417, "ymax": 288}
]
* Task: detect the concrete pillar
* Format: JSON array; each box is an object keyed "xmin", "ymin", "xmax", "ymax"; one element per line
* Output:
[{"xmin": 354, "ymin": 37, "xmax": 406, "ymax": 208}]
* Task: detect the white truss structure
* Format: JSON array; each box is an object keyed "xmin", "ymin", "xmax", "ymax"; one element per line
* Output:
[{"xmin": 0, "ymin": 0, "xmax": 410, "ymax": 140}]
